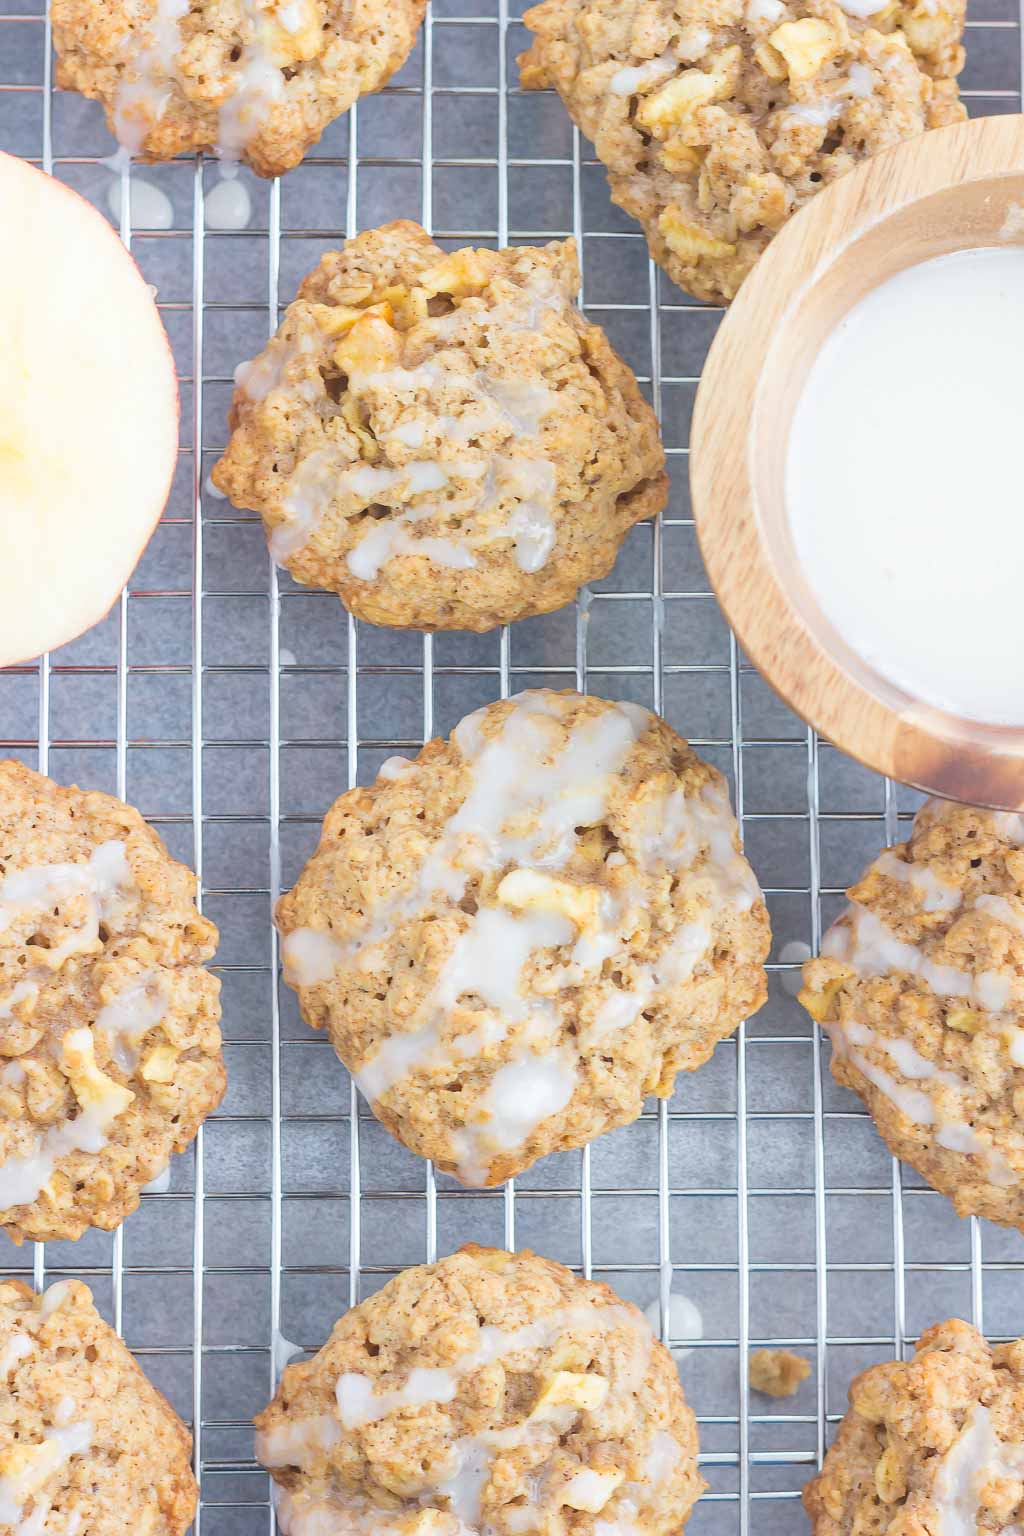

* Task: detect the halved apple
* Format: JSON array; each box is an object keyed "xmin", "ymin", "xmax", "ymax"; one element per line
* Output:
[{"xmin": 0, "ymin": 152, "xmax": 179, "ymax": 665}]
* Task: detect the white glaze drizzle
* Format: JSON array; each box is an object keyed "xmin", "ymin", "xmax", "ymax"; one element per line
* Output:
[
  {"xmin": 643, "ymin": 1292, "xmax": 704, "ymax": 1364},
  {"xmin": 931, "ymin": 1404, "xmax": 1024, "ymax": 1535},
  {"xmin": 262, "ymin": 284, "xmax": 562, "ymax": 572},
  {"xmin": 272, "ymin": 1330, "xmax": 305, "ymax": 1376},
  {"xmin": 1, "ymin": 895, "xmax": 158, "ymax": 1211},
  {"xmin": 267, "ymin": 447, "xmax": 348, "ymax": 560},
  {"xmin": 257, "ymin": 1412, "xmax": 342, "ymax": 1469},
  {"xmin": 142, "ymin": 1163, "xmax": 172, "ymax": 1194},
  {"xmin": 205, "ymin": 173, "xmax": 253, "ymax": 230},
  {"xmin": 827, "ymin": 1018, "xmax": 1018, "ymax": 1188},
  {"xmin": 0, "ymin": 1421, "xmax": 93, "ymax": 1528},
  {"xmin": 284, "ymin": 692, "xmax": 647, "ymax": 993},
  {"xmin": 785, "ymin": 98, "xmax": 842, "ymax": 127},
  {"xmin": 835, "ymin": 0, "xmax": 890, "ymax": 14},
  {"xmin": 785, "ymin": 66, "xmax": 873, "ymax": 128},
  {"xmin": 282, "ymin": 692, "xmax": 758, "ymax": 1183},
  {"xmin": 0, "ymin": 1332, "xmax": 34, "ymax": 1379},
  {"xmin": 433, "ymin": 271, "xmax": 563, "ymax": 343},
  {"xmin": 215, "ymin": 22, "xmax": 286, "ymax": 163},
  {"xmin": 348, "ymin": 696, "xmax": 647, "ymax": 1179},
  {"xmin": 376, "ymin": 755, "xmax": 415, "ymax": 782},
  {"xmin": 450, "ymin": 1044, "xmax": 577, "ymax": 1184},
  {"xmin": 269, "ymin": 1485, "xmax": 420, "ymax": 1536},
  {"xmin": 872, "ymin": 850, "xmax": 962, "ymax": 914},
  {"xmin": 0, "ymin": 849, "xmax": 168, "ymax": 1213},
  {"xmin": 235, "ymin": 331, "xmax": 319, "ymax": 405},
  {"xmin": 634, "ymin": 782, "xmax": 760, "ymax": 911},
  {"xmin": 610, "ymin": 54, "xmax": 678, "ymax": 96},
  {"xmin": 106, "ymin": 174, "xmax": 174, "ymax": 230},
  {"xmin": 823, "ymin": 904, "xmax": 1011, "ymax": 1012},
  {"xmin": 478, "ymin": 455, "xmax": 557, "ymax": 573},
  {"xmin": 113, "ymin": 0, "xmax": 190, "ymax": 152},
  {"xmin": 847, "ymin": 61, "xmax": 874, "ymax": 98},
  {"xmin": 262, "ymin": 1298, "xmax": 651, "ymax": 1532},
  {"xmin": 273, "ymin": 458, "xmax": 451, "ymax": 567},
  {"xmin": 0, "ymin": 1047, "xmax": 135, "ymax": 1210},
  {"xmin": 582, "ymin": 778, "xmax": 758, "ymax": 1043},
  {"xmin": 0, "ymin": 841, "xmax": 132, "ymax": 967},
  {"xmin": 976, "ymin": 893, "xmax": 1024, "ymax": 938},
  {"xmin": 39, "ymin": 1281, "xmax": 76, "ymax": 1320},
  {"xmin": 336, "ymin": 1366, "xmax": 458, "ymax": 1428},
  {"xmin": 0, "ymin": 980, "xmax": 39, "ymax": 1021},
  {"xmin": 645, "ymin": 1429, "xmax": 682, "ymax": 1484},
  {"xmin": 94, "ymin": 973, "xmax": 167, "ymax": 1072},
  {"xmin": 342, "ymin": 445, "xmax": 557, "ymax": 581},
  {"xmin": 113, "ymin": 0, "xmax": 298, "ymax": 161}
]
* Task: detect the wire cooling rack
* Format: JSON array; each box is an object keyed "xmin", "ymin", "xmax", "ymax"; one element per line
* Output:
[{"xmin": 1, "ymin": 7, "xmax": 1022, "ymax": 1532}]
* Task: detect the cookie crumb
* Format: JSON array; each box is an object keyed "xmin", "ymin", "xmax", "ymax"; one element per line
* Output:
[{"xmin": 749, "ymin": 1347, "xmax": 811, "ymax": 1397}]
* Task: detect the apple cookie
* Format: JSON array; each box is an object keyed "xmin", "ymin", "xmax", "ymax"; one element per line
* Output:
[
  {"xmin": 212, "ymin": 221, "xmax": 668, "ymax": 631},
  {"xmin": 276, "ymin": 689, "xmax": 769, "ymax": 1185},
  {"xmin": 256, "ymin": 1244, "xmax": 704, "ymax": 1535},
  {"xmin": 0, "ymin": 1277, "xmax": 198, "ymax": 1535},
  {"xmin": 50, "ymin": 0, "xmax": 426, "ymax": 178},
  {"xmin": 0, "ymin": 761, "xmax": 224, "ymax": 1245},
  {"xmin": 519, "ymin": 0, "xmax": 965, "ymax": 304},
  {"xmin": 800, "ymin": 800, "xmax": 1024, "ymax": 1229},
  {"xmin": 804, "ymin": 1318, "xmax": 1024, "ymax": 1534}
]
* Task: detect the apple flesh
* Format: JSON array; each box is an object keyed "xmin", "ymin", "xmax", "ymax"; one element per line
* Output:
[{"xmin": 0, "ymin": 152, "xmax": 179, "ymax": 665}]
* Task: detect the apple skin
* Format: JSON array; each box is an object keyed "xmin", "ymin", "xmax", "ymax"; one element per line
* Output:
[{"xmin": 0, "ymin": 151, "xmax": 180, "ymax": 668}]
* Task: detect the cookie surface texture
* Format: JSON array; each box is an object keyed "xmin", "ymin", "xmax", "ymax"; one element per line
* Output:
[
  {"xmin": 0, "ymin": 1276, "xmax": 198, "ymax": 1535},
  {"xmin": 0, "ymin": 761, "xmax": 223, "ymax": 1244},
  {"xmin": 805, "ymin": 1317, "xmax": 1024, "ymax": 1533},
  {"xmin": 256, "ymin": 1244, "xmax": 704, "ymax": 1535},
  {"xmin": 51, "ymin": 0, "xmax": 427, "ymax": 177},
  {"xmin": 801, "ymin": 801, "xmax": 1024, "ymax": 1229},
  {"xmin": 213, "ymin": 221, "xmax": 668, "ymax": 630},
  {"xmin": 519, "ymin": 0, "xmax": 965, "ymax": 302},
  {"xmin": 277, "ymin": 688, "xmax": 769, "ymax": 1184}
]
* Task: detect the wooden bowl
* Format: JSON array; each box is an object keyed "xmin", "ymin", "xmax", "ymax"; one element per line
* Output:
[{"xmin": 691, "ymin": 114, "xmax": 1024, "ymax": 811}]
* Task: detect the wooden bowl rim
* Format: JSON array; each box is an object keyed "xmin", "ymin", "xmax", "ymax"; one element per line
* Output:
[{"xmin": 690, "ymin": 113, "xmax": 1024, "ymax": 811}]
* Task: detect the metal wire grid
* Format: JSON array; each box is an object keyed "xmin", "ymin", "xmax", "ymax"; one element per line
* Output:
[{"xmin": 1, "ymin": 6, "xmax": 1023, "ymax": 1532}]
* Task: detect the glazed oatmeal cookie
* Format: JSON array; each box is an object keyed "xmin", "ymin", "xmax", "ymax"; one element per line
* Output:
[
  {"xmin": 255, "ymin": 1245, "xmax": 704, "ymax": 1535},
  {"xmin": 212, "ymin": 221, "xmax": 667, "ymax": 631},
  {"xmin": 800, "ymin": 801, "xmax": 1024, "ymax": 1230},
  {"xmin": 0, "ymin": 1276, "xmax": 198, "ymax": 1535},
  {"xmin": 276, "ymin": 689, "xmax": 769, "ymax": 1185},
  {"xmin": 519, "ymin": 0, "xmax": 965, "ymax": 303},
  {"xmin": 0, "ymin": 761, "xmax": 224, "ymax": 1245},
  {"xmin": 805, "ymin": 1317, "xmax": 1024, "ymax": 1534},
  {"xmin": 51, "ymin": 0, "xmax": 426, "ymax": 177}
]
